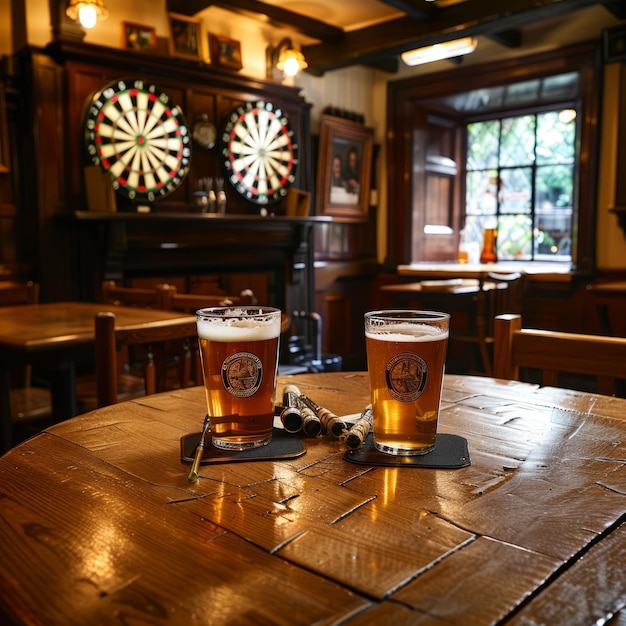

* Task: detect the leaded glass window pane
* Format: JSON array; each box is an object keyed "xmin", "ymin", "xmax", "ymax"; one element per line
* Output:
[
  {"xmin": 466, "ymin": 170, "xmax": 498, "ymax": 215},
  {"xmin": 500, "ymin": 168, "xmax": 532, "ymax": 213},
  {"xmin": 467, "ymin": 121, "xmax": 499, "ymax": 169},
  {"xmin": 536, "ymin": 111, "xmax": 576, "ymax": 165},
  {"xmin": 535, "ymin": 165, "xmax": 574, "ymax": 208},
  {"xmin": 464, "ymin": 105, "xmax": 576, "ymax": 263},
  {"xmin": 498, "ymin": 215, "xmax": 533, "ymax": 260},
  {"xmin": 500, "ymin": 116, "xmax": 535, "ymax": 167}
]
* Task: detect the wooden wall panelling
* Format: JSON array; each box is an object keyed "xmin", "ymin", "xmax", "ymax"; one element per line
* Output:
[
  {"xmin": 315, "ymin": 259, "xmax": 378, "ymax": 369},
  {"xmin": 27, "ymin": 53, "xmax": 71, "ymax": 300},
  {"xmin": 20, "ymin": 41, "xmax": 312, "ymax": 302},
  {"xmin": 41, "ymin": 40, "xmax": 312, "ymax": 211},
  {"xmin": 0, "ymin": 82, "xmax": 9, "ymax": 174},
  {"xmin": 0, "ymin": 80, "xmax": 17, "ymax": 275}
]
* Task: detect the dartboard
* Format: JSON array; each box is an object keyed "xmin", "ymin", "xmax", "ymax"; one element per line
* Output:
[
  {"xmin": 84, "ymin": 78, "xmax": 191, "ymax": 202},
  {"xmin": 221, "ymin": 100, "xmax": 298, "ymax": 205}
]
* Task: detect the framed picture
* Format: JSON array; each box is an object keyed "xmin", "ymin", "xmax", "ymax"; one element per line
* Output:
[
  {"xmin": 315, "ymin": 114, "xmax": 373, "ymax": 222},
  {"xmin": 122, "ymin": 22, "xmax": 157, "ymax": 52},
  {"xmin": 168, "ymin": 13, "xmax": 202, "ymax": 60},
  {"xmin": 209, "ymin": 34, "xmax": 242, "ymax": 70}
]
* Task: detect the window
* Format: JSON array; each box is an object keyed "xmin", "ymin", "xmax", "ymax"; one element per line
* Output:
[
  {"xmin": 386, "ymin": 42, "xmax": 601, "ymax": 274},
  {"xmin": 465, "ymin": 107, "xmax": 577, "ymax": 262}
]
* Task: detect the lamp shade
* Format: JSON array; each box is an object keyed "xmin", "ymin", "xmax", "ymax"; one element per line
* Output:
[
  {"xmin": 66, "ymin": 0, "xmax": 109, "ymax": 29},
  {"xmin": 401, "ymin": 37, "xmax": 477, "ymax": 66},
  {"xmin": 277, "ymin": 48, "xmax": 308, "ymax": 77}
]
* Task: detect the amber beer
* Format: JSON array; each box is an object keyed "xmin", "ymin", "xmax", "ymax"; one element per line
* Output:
[
  {"xmin": 365, "ymin": 310, "xmax": 449, "ymax": 455},
  {"xmin": 196, "ymin": 307, "xmax": 281, "ymax": 450}
]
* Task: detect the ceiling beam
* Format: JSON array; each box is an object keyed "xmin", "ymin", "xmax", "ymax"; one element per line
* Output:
[
  {"xmin": 375, "ymin": 0, "xmax": 439, "ymax": 20},
  {"xmin": 302, "ymin": 0, "xmax": 611, "ymax": 74},
  {"xmin": 488, "ymin": 29, "xmax": 523, "ymax": 48},
  {"xmin": 167, "ymin": 0, "xmax": 618, "ymax": 75},
  {"xmin": 166, "ymin": 0, "xmax": 344, "ymax": 43},
  {"xmin": 602, "ymin": 0, "xmax": 626, "ymax": 19}
]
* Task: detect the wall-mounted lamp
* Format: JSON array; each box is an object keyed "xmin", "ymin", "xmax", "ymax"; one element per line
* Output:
[
  {"xmin": 266, "ymin": 38, "xmax": 308, "ymax": 79},
  {"xmin": 66, "ymin": 0, "xmax": 108, "ymax": 29},
  {"xmin": 401, "ymin": 36, "xmax": 477, "ymax": 67}
]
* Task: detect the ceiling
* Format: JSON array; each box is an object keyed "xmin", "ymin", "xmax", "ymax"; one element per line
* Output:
[{"xmin": 166, "ymin": 0, "xmax": 626, "ymax": 75}]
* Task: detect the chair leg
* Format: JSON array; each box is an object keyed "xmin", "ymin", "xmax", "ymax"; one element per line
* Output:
[{"xmin": 476, "ymin": 314, "xmax": 493, "ymax": 376}]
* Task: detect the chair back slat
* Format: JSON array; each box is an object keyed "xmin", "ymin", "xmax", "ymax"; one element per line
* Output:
[
  {"xmin": 0, "ymin": 281, "xmax": 39, "ymax": 306},
  {"xmin": 157, "ymin": 285, "xmax": 257, "ymax": 312},
  {"xmin": 95, "ymin": 312, "xmax": 198, "ymax": 408},
  {"xmin": 101, "ymin": 280, "xmax": 162, "ymax": 308},
  {"xmin": 494, "ymin": 313, "xmax": 626, "ymax": 396}
]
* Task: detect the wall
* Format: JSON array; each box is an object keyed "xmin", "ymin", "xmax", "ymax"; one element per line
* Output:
[
  {"xmin": 596, "ymin": 62, "xmax": 624, "ymax": 270},
  {"xmin": 379, "ymin": 4, "xmax": 626, "ymax": 272},
  {"xmin": 1, "ymin": 0, "xmax": 625, "ymax": 270}
]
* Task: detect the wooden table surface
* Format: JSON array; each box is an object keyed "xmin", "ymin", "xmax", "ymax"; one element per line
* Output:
[
  {"xmin": 0, "ymin": 302, "xmax": 196, "ymax": 451},
  {"xmin": 1, "ymin": 372, "xmax": 625, "ymax": 625}
]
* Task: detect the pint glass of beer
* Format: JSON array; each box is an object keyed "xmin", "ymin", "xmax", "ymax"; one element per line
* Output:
[
  {"xmin": 364, "ymin": 310, "xmax": 450, "ymax": 455},
  {"xmin": 196, "ymin": 306, "xmax": 281, "ymax": 451}
]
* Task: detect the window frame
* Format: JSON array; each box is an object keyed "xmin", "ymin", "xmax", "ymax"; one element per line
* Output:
[
  {"xmin": 464, "ymin": 106, "xmax": 578, "ymax": 263},
  {"xmin": 386, "ymin": 41, "xmax": 601, "ymax": 275}
]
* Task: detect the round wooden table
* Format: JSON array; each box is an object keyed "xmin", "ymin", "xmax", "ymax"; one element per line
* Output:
[{"xmin": 1, "ymin": 372, "xmax": 625, "ymax": 625}]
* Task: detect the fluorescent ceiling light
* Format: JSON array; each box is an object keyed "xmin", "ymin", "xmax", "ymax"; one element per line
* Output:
[{"xmin": 401, "ymin": 37, "xmax": 477, "ymax": 67}]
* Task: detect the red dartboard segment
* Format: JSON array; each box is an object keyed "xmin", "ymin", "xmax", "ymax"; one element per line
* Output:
[
  {"xmin": 220, "ymin": 100, "xmax": 298, "ymax": 205},
  {"xmin": 84, "ymin": 78, "xmax": 191, "ymax": 203}
]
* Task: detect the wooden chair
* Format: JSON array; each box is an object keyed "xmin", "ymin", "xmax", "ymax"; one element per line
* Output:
[
  {"xmin": 94, "ymin": 311, "xmax": 198, "ymax": 408},
  {"xmin": 0, "ymin": 281, "xmax": 53, "ymax": 425},
  {"xmin": 101, "ymin": 280, "xmax": 163, "ymax": 308},
  {"xmin": 0, "ymin": 280, "xmax": 40, "ymax": 306},
  {"xmin": 74, "ymin": 281, "xmax": 166, "ymax": 412},
  {"xmin": 380, "ymin": 272, "xmax": 524, "ymax": 375},
  {"xmin": 453, "ymin": 271, "xmax": 524, "ymax": 375},
  {"xmin": 157, "ymin": 284, "xmax": 257, "ymax": 311},
  {"xmin": 494, "ymin": 313, "xmax": 626, "ymax": 396}
]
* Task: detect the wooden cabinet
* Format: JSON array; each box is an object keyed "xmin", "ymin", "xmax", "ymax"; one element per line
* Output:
[
  {"xmin": 611, "ymin": 62, "xmax": 626, "ymax": 235},
  {"xmin": 16, "ymin": 41, "xmax": 312, "ymax": 301}
]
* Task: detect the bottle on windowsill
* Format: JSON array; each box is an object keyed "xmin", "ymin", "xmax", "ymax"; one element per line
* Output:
[
  {"xmin": 457, "ymin": 228, "xmax": 469, "ymax": 264},
  {"xmin": 480, "ymin": 221, "xmax": 498, "ymax": 264}
]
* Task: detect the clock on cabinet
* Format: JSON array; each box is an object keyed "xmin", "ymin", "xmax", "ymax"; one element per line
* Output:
[
  {"xmin": 220, "ymin": 100, "xmax": 298, "ymax": 206},
  {"xmin": 192, "ymin": 114, "xmax": 217, "ymax": 150},
  {"xmin": 83, "ymin": 78, "xmax": 191, "ymax": 203}
]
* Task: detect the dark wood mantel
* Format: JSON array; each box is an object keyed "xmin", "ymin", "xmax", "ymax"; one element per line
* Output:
[{"xmin": 64, "ymin": 211, "xmax": 330, "ymax": 315}]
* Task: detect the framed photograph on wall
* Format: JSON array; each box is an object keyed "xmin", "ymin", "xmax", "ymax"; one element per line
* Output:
[
  {"xmin": 122, "ymin": 22, "xmax": 157, "ymax": 52},
  {"xmin": 168, "ymin": 13, "xmax": 202, "ymax": 60},
  {"xmin": 209, "ymin": 34, "xmax": 242, "ymax": 70},
  {"xmin": 315, "ymin": 114, "xmax": 373, "ymax": 222}
]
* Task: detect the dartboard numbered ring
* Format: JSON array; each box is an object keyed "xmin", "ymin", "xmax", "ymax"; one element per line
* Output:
[
  {"xmin": 221, "ymin": 100, "xmax": 298, "ymax": 205},
  {"xmin": 84, "ymin": 78, "xmax": 191, "ymax": 202}
]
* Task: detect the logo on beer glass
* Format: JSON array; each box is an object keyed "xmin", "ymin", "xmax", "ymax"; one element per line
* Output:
[
  {"xmin": 221, "ymin": 352, "xmax": 263, "ymax": 398},
  {"xmin": 385, "ymin": 353, "xmax": 428, "ymax": 402}
]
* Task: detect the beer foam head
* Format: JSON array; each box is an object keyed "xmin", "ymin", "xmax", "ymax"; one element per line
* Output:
[
  {"xmin": 197, "ymin": 307, "xmax": 281, "ymax": 341},
  {"xmin": 365, "ymin": 322, "xmax": 449, "ymax": 342}
]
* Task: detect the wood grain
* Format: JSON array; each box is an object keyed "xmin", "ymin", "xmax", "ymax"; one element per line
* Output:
[{"xmin": 1, "ymin": 372, "xmax": 625, "ymax": 624}]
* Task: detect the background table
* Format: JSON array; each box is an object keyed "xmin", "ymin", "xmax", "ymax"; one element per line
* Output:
[
  {"xmin": 397, "ymin": 262, "xmax": 572, "ymax": 282},
  {"xmin": 0, "ymin": 302, "xmax": 196, "ymax": 451},
  {"xmin": 1, "ymin": 372, "xmax": 625, "ymax": 624}
]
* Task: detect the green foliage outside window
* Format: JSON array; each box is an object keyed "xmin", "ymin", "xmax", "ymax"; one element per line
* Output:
[{"xmin": 465, "ymin": 109, "xmax": 576, "ymax": 262}]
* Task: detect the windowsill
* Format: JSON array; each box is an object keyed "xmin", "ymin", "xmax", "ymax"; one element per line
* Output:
[{"xmin": 397, "ymin": 262, "xmax": 573, "ymax": 283}]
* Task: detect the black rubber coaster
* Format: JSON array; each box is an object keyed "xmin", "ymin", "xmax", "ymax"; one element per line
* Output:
[
  {"xmin": 181, "ymin": 427, "xmax": 306, "ymax": 465},
  {"xmin": 344, "ymin": 433, "xmax": 470, "ymax": 468}
]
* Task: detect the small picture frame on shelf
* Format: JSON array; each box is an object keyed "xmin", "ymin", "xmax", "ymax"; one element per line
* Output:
[
  {"xmin": 209, "ymin": 34, "xmax": 242, "ymax": 70},
  {"xmin": 168, "ymin": 13, "xmax": 202, "ymax": 60},
  {"xmin": 316, "ymin": 114, "xmax": 373, "ymax": 222},
  {"xmin": 122, "ymin": 22, "xmax": 157, "ymax": 52}
]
